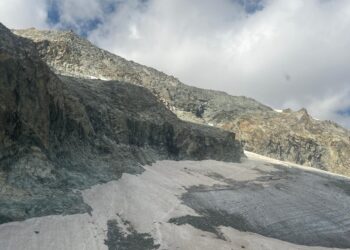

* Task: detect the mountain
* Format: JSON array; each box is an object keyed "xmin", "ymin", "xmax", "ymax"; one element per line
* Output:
[
  {"xmin": 0, "ymin": 23, "xmax": 242, "ymax": 224},
  {"xmin": 2, "ymin": 23, "xmax": 350, "ymax": 250},
  {"xmin": 13, "ymin": 28, "xmax": 350, "ymax": 176}
]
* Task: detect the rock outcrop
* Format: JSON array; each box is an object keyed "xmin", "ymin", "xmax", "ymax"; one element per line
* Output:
[
  {"xmin": 13, "ymin": 27, "xmax": 350, "ymax": 176},
  {"xmin": 218, "ymin": 108, "xmax": 350, "ymax": 175},
  {"xmin": 0, "ymin": 23, "xmax": 242, "ymax": 223}
]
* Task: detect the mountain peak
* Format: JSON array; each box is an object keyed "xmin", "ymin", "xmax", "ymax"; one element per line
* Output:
[{"xmin": 12, "ymin": 26, "xmax": 350, "ymax": 177}]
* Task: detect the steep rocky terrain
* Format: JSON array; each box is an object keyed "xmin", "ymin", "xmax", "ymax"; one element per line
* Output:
[
  {"xmin": 0, "ymin": 23, "xmax": 242, "ymax": 224},
  {"xmin": 14, "ymin": 28, "xmax": 350, "ymax": 176},
  {"xmin": 2, "ymin": 23, "xmax": 350, "ymax": 250}
]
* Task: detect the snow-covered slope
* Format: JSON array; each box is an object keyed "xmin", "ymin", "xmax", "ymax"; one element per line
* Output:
[{"xmin": 1, "ymin": 152, "xmax": 350, "ymax": 250}]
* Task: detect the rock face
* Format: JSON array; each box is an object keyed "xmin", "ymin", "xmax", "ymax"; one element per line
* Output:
[
  {"xmin": 13, "ymin": 27, "xmax": 350, "ymax": 176},
  {"xmin": 218, "ymin": 108, "xmax": 350, "ymax": 175},
  {"xmin": 0, "ymin": 23, "xmax": 242, "ymax": 224}
]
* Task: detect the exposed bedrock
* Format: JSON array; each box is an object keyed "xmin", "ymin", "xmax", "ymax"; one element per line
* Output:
[
  {"xmin": 0, "ymin": 23, "xmax": 242, "ymax": 223},
  {"xmin": 13, "ymin": 27, "xmax": 350, "ymax": 176}
]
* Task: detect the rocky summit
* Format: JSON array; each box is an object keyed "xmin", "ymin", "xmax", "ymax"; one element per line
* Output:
[{"xmin": 13, "ymin": 27, "xmax": 350, "ymax": 177}]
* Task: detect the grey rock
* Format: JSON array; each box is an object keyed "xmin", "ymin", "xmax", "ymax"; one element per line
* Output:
[
  {"xmin": 13, "ymin": 27, "xmax": 350, "ymax": 176},
  {"xmin": 105, "ymin": 218, "xmax": 160, "ymax": 250},
  {"xmin": 0, "ymin": 23, "xmax": 242, "ymax": 223}
]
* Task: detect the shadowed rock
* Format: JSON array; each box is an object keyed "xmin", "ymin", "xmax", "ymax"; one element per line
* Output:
[
  {"xmin": 105, "ymin": 219, "xmax": 160, "ymax": 250},
  {"xmin": 0, "ymin": 23, "xmax": 242, "ymax": 223},
  {"xmin": 13, "ymin": 27, "xmax": 350, "ymax": 176}
]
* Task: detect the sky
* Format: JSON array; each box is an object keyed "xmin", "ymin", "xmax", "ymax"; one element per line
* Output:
[{"xmin": 1, "ymin": 0, "xmax": 350, "ymax": 128}]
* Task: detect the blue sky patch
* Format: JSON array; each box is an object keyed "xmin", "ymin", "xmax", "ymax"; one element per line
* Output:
[
  {"xmin": 46, "ymin": 0, "xmax": 102, "ymax": 37},
  {"xmin": 104, "ymin": 1, "xmax": 119, "ymax": 14},
  {"xmin": 55, "ymin": 18, "xmax": 103, "ymax": 37},
  {"xmin": 47, "ymin": 0, "xmax": 60, "ymax": 25},
  {"xmin": 236, "ymin": 0, "xmax": 264, "ymax": 14},
  {"xmin": 78, "ymin": 18, "xmax": 103, "ymax": 37},
  {"xmin": 337, "ymin": 108, "xmax": 350, "ymax": 116}
]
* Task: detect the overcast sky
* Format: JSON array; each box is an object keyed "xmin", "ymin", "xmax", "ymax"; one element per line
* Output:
[{"xmin": 1, "ymin": 0, "xmax": 350, "ymax": 128}]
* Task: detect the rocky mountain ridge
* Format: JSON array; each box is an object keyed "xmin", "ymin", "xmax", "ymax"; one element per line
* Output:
[
  {"xmin": 13, "ymin": 27, "xmax": 350, "ymax": 176},
  {"xmin": 0, "ymin": 23, "xmax": 242, "ymax": 223},
  {"xmin": 2, "ymin": 23, "xmax": 350, "ymax": 250}
]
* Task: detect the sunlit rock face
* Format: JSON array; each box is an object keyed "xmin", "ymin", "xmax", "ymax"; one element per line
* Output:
[{"xmin": 14, "ymin": 27, "xmax": 350, "ymax": 177}]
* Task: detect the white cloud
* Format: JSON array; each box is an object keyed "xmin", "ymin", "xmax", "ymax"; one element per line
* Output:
[
  {"xmin": 0, "ymin": 0, "xmax": 48, "ymax": 29},
  {"xmin": 88, "ymin": 0, "xmax": 350, "ymax": 128},
  {"xmin": 1, "ymin": 0, "xmax": 350, "ymax": 127}
]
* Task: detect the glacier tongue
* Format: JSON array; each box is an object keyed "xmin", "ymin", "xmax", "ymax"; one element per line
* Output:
[{"xmin": 1, "ymin": 152, "xmax": 350, "ymax": 250}]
